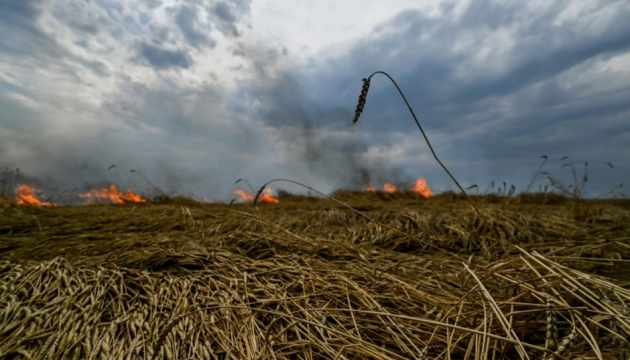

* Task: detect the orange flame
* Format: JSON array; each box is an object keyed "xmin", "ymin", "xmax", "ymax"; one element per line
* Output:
[
  {"xmin": 233, "ymin": 189, "xmax": 253, "ymax": 202},
  {"xmin": 367, "ymin": 182, "xmax": 375, "ymax": 192},
  {"xmin": 15, "ymin": 184, "xmax": 57, "ymax": 206},
  {"xmin": 412, "ymin": 178, "xmax": 432, "ymax": 198},
  {"xmin": 383, "ymin": 183, "xmax": 397, "ymax": 193},
  {"xmin": 79, "ymin": 185, "xmax": 146, "ymax": 204},
  {"xmin": 233, "ymin": 189, "xmax": 279, "ymax": 204}
]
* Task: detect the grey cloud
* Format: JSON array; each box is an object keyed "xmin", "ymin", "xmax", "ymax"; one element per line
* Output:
[
  {"xmin": 74, "ymin": 38, "xmax": 89, "ymax": 48},
  {"xmin": 0, "ymin": 0, "xmax": 264, "ymax": 200},
  {"xmin": 122, "ymin": 14, "xmax": 143, "ymax": 35},
  {"xmin": 147, "ymin": 24, "xmax": 171, "ymax": 45},
  {"xmin": 1, "ymin": 0, "xmax": 627, "ymax": 199},
  {"xmin": 0, "ymin": 87, "xmax": 42, "ymax": 133},
  {"xmin": 232, "ymin": 47, "xmax": 245, "ymax": 57},
  {"xmin": 134, "ymin": 42, "xmax": 193, "ymax": 69},
  {"xmin": 0, "ymin": 0, "xmax": 56, "ymax": 57},
  {"xmin": 214, "ymin": 0, "xmax": 251, "ymax": 19},
  {"xmin": 81, "ymin": 59, "xmax": 110, "ymax": 77},
  {"xmin": 143, "ymin": 0, "xmax": 162, "ymax": 9},
  {"xmin": 361, "ymin": 2, "xmax": 630, "ymax": 129},
  {"xmin": 70, "ymin": 21, "xmax": 101, "ymax": 35},
  {"xmin": 93, "ymin": 0, "xmax": 123, "ymax": 21},
  {"xmin": 139, "ymin": 12, "xmax": 150, "ymax": 25},
  {"xmin": 212, "ymin": 2, "xmax": 236, "ymax": 22},
  {"xmin": 52, "ymin": 2, "xmax": 113, "ymax": 36},
  {"xmin": 0, "ymin": 0, "xmax": 44, "ymax": 26},
  {"xmin": 0, "ymin": 0, "xmax": 113, "ymax": 79},
  {"xmin": 242, "ymin": 0, "xmax": 630, "ymax": 194},
  {"xmin": 207, "ymin": 0, "xmax": 251, "ymax": 38},
  {"xmin": 236, "ymin": 43, "xmax": 411, "ymax": 189},
  {"xmin": 387, "ymin": 8, "xmax": 622, "ymax": 105},
  {"xmin": 175, "ymin": 5, "xmax": 216, "ymax": 48},
  {"xmin": 0, "ymin": 69, "xmax": 264, "ymax": 200}
]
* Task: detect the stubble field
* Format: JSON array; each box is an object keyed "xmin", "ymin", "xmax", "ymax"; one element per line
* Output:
[{"xmin": 1, "ymin": 192, "xmax": 630, "ymax": 360}]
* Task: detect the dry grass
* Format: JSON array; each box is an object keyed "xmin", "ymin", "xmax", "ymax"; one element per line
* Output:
[{"xmin": 1, "ymin": 194, "xmax": 630, "ymax": 359}]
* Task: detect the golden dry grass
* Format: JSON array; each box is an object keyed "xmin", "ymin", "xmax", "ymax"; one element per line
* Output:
[{"xmin": 1, "ymin": 194, "xmax": 630, "ymax": 359}]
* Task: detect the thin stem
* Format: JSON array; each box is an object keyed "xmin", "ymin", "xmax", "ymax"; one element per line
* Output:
[
  {"xmin": 108, "ymin": 165, "xmax": 138, "ymax": 193},
  {"xmin": 130, "ymin": 170, "xmax": 161, "ymax": 194},
  {"xmin": 520, "ymin": 156, "xmax": 548, "ymax": 195},
  {"xmin": 366, "ymin": 71, "xmax": 482, "ymax": 219}
]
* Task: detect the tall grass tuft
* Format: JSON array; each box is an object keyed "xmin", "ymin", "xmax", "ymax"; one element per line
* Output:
[{"xmin": 526, "ymin": 156, "xmax": 624, "ymax": 199}]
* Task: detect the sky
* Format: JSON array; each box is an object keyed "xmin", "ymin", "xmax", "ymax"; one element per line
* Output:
[{"xmin": 1, "ymin": 0, "xmax": 629, "ymax": 201}]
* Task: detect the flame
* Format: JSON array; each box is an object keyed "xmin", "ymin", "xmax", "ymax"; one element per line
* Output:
[
  {"xmin": 233, "ymin": 189, "xmax": 253, "ymax": 202},
  {"xmin": 367, "ymin": 182, "xmax": 375, "ymax": 192},
  {"xmin": 79, "ymin": 185, "xmax": 146, "ymax": 204},
  {"xmin": 383, "ymin": 183, "xmax": 397, "ymax": 193},
  {"xmin": 15, "ymin": 184, "xmax": 57, "ymax": 206},
  {"xmin": 233, "ymin": 189, "xmax": 279, "ymax": 204},
  {"xmin": 412, "ymin": 178, "xmax": 432, "ymax": 198}
]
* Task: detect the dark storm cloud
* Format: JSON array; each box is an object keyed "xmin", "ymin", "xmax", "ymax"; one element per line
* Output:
[
  {"xmin": 1, "ymin": 0, "xmax": 628, "ymax": 199},
  {"xmin": 175, "ymin": 5, "xmax": 216, "ymax": 48},
  {"xmin": 308, "ymin": 1, "xmax": 630, "ymax": 123},
  {"xmin": 243, "ymin": 0, "xmax": 630, "ymax": 194},
  {"xmin": 134, "ymin": 42, "xmax": 193, "ymax": 69}
]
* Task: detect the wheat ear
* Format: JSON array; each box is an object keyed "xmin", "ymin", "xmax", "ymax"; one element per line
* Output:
[
  {"xmin": 353, "ymin": 78, "xmax": 370, "ymax": 124},
  {"xmin": 545, "ymin": 298, "xmax": 558, "ymax": 352},
  {"xmin": 557, "ymin": 324, "xmax": 581, "ymax": 356}
]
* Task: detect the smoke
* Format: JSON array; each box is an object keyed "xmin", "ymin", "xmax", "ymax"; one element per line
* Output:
[{"xmin": 235, "ymin": 41, "xmax": 412, "ymax": 193}]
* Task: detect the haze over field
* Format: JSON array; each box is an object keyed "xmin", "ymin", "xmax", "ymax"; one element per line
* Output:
[{"xmin": 1, "ymin": 0, "xmax": 629, "ymax": 200}]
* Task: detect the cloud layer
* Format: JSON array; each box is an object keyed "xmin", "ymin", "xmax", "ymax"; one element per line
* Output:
[{"xmin": 1, "ymin": 0, "xmax": 628, "ymax": 200}]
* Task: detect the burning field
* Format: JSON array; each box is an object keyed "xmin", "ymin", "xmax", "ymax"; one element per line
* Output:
[
  {"xmin": 1, "ymin": 186, "xmax": 630, "ymax": 360},
  {"xmin": 3, "ymin": 183, "xmax": 148, "ymax": 207}
]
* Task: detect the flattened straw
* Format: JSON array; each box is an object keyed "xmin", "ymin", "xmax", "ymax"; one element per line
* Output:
[
  {"xmin": 463, "ymin": 264, "xmax": 530, "ymax": 360},
  {"xmin": 250, "ymin": 178, "xmax": 462, "ymax": 257},
  {"xmin": 174, "ymin": 305, "xmax": 560, "ymax": 357},
  {"xmin": 613, "ymin": 292, "xmax": 630, "ymax": 358}
]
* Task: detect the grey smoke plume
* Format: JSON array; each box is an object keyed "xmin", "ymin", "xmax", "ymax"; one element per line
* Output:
[{"xmin": 236, "ymin": 45, "xmax": 412, "ymax": 191}]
